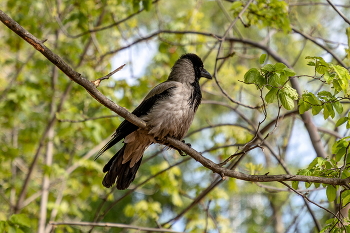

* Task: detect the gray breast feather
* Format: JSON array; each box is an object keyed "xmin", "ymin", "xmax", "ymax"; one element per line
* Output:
[{"xmin": 141, "ymin": 82, "xmax": 196, "ymax": 139}]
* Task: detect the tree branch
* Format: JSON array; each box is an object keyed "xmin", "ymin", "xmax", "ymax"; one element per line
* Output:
[
  {"xmin": 49, "ymin": 221, "xmax": 185, "ymax": 233},
  {"xmin": 326, "ymin": 0, "xmax": 350, "ymax": 25},
  {"xmin": 292, "ymin": 27, "xmax": 347, "ymax": 68}
]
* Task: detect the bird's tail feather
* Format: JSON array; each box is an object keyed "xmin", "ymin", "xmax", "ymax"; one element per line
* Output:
[
  {"xmin": 94, "ymin": 134, "xmax": 123, "ymax": 161},
  {"xmin": 102, "ymin": 144, "xmax": 143, "ymax": 190}
]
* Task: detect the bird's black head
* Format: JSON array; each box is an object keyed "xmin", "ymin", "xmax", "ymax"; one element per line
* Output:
[{"xmin": 180, "ymin": 53, "xmax": 212, "ymax": 80}]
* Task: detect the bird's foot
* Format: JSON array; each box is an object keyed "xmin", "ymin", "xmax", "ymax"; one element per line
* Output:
[
  {"xmin": 176, "ymin": 149, "xmax": 187, "ymax": 156},
  {"xmin": 182, "ymin": 140, "xmax": 191, "ymax": 148},
  {"xmin": 176, "ymin": 140, "xmax": 192, "ymax": 156}
]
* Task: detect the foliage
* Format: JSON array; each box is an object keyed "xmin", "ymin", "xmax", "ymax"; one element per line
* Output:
[
  {"xmin": 244, "ymin": 56, "xmax": 298, "ymax": 110},
  {"xmin": 1, "ymin": 0, "xmax": 350, "ymax": 233}
]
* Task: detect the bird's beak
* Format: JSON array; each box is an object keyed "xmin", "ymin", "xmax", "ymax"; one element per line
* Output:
[{"xmin": 200, "ymin": 67, "xmax": 212, "ymax": 79}]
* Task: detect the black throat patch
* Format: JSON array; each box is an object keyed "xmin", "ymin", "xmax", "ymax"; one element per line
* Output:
[{"xmin": 188, "ymin": 81, "xmax": 202, "ymax": 111}]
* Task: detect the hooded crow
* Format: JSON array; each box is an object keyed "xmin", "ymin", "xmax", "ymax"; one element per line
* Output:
[{"xmin": 96, "ymin": 53, "xmax": 212, "ymax": 190}]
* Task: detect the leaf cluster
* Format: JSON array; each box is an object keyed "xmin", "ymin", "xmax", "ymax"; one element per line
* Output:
[
  {"xmin": 0, "ymin": 214, "xmax": 33, "ymax": 233},
  {"xmin": 231, "ymin": 0, "xmax": 291, "ymax": 33},
  {"xmin": 244, "ymin": 54, "xmax": 297, "ymax": 110},
  {"xmin": 299, "ymin": 57, "xmax": 350, "ymax": 124}
]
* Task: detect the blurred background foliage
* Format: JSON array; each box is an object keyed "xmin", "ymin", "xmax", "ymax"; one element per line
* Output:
[{"xmin": 0, "ymin": 0, "xmax": 350, "ymax": 232}]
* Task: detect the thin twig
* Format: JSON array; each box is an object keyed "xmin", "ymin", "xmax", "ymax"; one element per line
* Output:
[
  {"xmin": 279, "ymin": 181, "xmax": 342, "ymax": 225},
  {"xmin": 212, "ymin": 0, "xmax": 254, "ymax": 109},
  {"xmin": 326, "ymin": 0, "xmax": 350, "ymax": 25},
  {"xmin": 292, "ymin": 26, "xmax": 347, "ymax": 68},
  {"xmin": 91, "ymin": 64, "xmax": 126, "ymax": 87}
]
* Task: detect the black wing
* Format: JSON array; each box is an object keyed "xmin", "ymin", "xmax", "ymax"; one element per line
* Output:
[{"xmin": 95, "ymin": 84, "xmax": 177, "ymax": 159}]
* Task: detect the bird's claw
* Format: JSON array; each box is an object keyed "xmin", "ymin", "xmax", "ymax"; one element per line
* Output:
[
  {"xmin": 182, "ymin": 140, "xmax": 191, "ymax": 148},
  {"xmin": 177, "ymin": 149, "xmax": 187, "ymax": 156}
]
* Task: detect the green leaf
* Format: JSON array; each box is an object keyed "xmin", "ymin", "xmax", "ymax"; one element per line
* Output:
[
  {"xmin": 333, "ymin": 101, "xmax": 343, "ymax": 114},
  {"xmin": 133, "ymin": 0, "xmax": 141, "ymax": 11},
  {"xmin": 265, "ymin": 88, "xmax": 278, "ymax": 103},
  {"xmin": 326, "ymin": 185, "xmax": 337, "ymax": 202},
  {"xmin": 318, "ymin": 91, "xmax": 333, "ymax": 99},
  {"xmin": 315, "ymin": 57, "xmax": 329, "ymax": 74},
  {"xmin": 324, "ymin": 103, "xmax": 335, "ymax": 119},
  {"xmin": 231, "ymin": 1, "xmax": 243, "ymax": 10},
  {"xmin": 0, "ymin": 222, "xmax": 6, "ymax": 233},
  {"xmin": 279, "ymin": 92, "xmax": 294, "ymax": 110},
  {"xmin": 307, "ymin": 61, "xmax": 315, "ymax": 66},
  {"xmin": 333, "ymin": 79, "xmax": 342, "ymax": 94},
  {"xmin": 283, "ymin": 86, "xmax": 298, "ymax": 100},
  {"xmin": 311, "ymin": 105, "xmax": 323, "ymax": 115},
  {"xmin": 307, "ymin": 157, "xmax": 325, "ymax": 169},
  {"xmin": 9, "ymin": 214, "xmax": 31, "ymax": 228},
  {"xmin": 279, "ymin": 87, "xmax": 297, "ymax": 110},
  {"xmin": 324, "ymin": 70, "xmax": 333, "ymax": 83},
  {"xmin": 316, "ymin": 63, "xmax": 328, "ymax": 74},
  {"xmin": 292, "ymin": 181, "xmax": 299, "ymax": 190},
  {"xmin": 142, "ymin": 0, "xmax": 152, "ymax": 11},
  {"xmin": 299, "ymin": 93, "xmax": 322, "ymax": 115},
  {"xmin": 342, "ymin": 190, "xmax": 350, "ymax": 205},
  {"xmin": 282, "ymin": 67, "xmax": 296, "ymax": 76},
  {"xmin": 298, "ymin": 100, "xmax": 310, "ymax": 114},
  {"xmin": 259, "ymin": 54, "xmax": 267, "ymax": 64},
  {"xmin": 244, "ymin": 68, "xmax": 260, "ymax": 83},
  {"xmin": 331, "ymin": 64, "xmax": 350, "ymax": 94},
  {"xmin": 297, "ymin": 169, "xmax": 310, "ymax": 176},
  {"xmin": 8, "ymin": 226, "xmax": 16, "ymax": 233},
  {"xmin": 305, "ymin": 93, "xmax": 322, "ymax": 105},
  {"xmin": 255, "ymin": 73, "xmax": 267, "ymax": 87},
  {"xmin": 305, "ymin": 56, "xmax": 318, "ymax": 60},
  {"xmin": 262, "ymin": 64, "xmax": 275, "ymax": 72},
  {"xmin": 323, "ymin": 107, "xmax": 330, "ymax": 119},
  {"xmin": 268, "ymin": 73, "xmax": 280, "ymax": 87},
  {"xmin": 275, "ymin": 63, "xmax": 287, "ymax": 71},
  {"xmin": 336, "ymin": 117, "xmax": 348, "ymax": 127},
  {"xmin": 171, "ymin": 192, "xmax": 183, "ymax": 207},
  {"xmin": 335, "ymin": 147, "xmax": 346, "ymax": 162}
]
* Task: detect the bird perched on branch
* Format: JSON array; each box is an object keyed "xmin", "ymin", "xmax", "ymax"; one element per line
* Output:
[{"xmin": 96, "ymin": 53, "xmax": 212, "ymax": 190}]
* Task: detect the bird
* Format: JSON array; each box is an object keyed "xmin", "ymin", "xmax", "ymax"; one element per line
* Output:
[{"xmin": 96, "ymin": 53, "xmax": 212, "ymax": 190}]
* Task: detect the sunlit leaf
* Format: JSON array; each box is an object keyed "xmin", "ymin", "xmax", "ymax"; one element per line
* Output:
[{"xmin": 326, "ymin": 185, "xmax": 337, "ymax": 202}]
